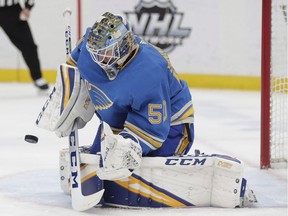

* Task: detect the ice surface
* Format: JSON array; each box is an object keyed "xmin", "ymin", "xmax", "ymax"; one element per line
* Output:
[{"xmin": 0, "ymin": 83, "xmax": 287, "ymax": 216}]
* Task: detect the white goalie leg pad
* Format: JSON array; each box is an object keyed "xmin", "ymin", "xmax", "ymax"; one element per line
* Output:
[
  {"xmin": 97, "ymin": 122, "xmax": 142, "ymax": 181},
  {"xmin": 59, "ymin": 147, "xmax": 102, "ymax": 195},
  {"xmin": 59, "ymin": 150, "xmax": 256, "ymax": 208},
  {"xmin": 104, "ymin": 154, "xmax": 256, "ymax": 208},
  {"xmin": 211, "ymin": 156, "xmax": 246, "ymax": 208},
  {"xmin": 59, "ymin": 148, "xmax": 71, "ymax": 194},
  {"xmin": 36, "ymin": 64, "xmax": 95, "ymax": 137}
]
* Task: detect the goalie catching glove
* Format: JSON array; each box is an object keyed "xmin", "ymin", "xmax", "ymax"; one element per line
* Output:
[
  {"xmin": 97, "ymin": 122, "xmax": 142, "ymax": 180},
  {"xmin": 36, "ymin": 64, "xmax": 95, "ymax": 137}
]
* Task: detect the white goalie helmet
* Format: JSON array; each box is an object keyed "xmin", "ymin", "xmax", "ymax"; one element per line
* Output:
[{"xmin": 86, "ymin": 12, "xmax": 138, "ymax": 80}]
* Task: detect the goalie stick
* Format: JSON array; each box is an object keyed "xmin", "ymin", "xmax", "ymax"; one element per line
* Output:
[{"xmin": 63, "ymin": 8, "xmax": 104, "ymax": 211}]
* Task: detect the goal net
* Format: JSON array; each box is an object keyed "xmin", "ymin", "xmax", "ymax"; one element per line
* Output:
[{"xmin": 261, "ymin": 0, "xmax": 288, "ymax": 168}]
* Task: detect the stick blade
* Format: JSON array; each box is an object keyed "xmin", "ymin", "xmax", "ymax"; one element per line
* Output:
[{"xmin": 72, "ymin": 189, "xmax": 105, "ymax": 211}]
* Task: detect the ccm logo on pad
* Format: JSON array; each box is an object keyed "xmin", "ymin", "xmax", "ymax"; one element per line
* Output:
[{"xmin": 165, "ymin": 158, "xmax": 206, "ymax": 166}]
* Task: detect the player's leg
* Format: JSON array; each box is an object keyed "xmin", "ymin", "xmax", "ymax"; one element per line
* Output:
[{"xmin": 0, "ymin": 5, "xmax": 48, "ymax": 90}]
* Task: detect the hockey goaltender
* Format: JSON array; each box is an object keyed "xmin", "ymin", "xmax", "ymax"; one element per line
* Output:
[{"xmin": 36, "ymin": 12, "xmax": 257, "ymax": 211}]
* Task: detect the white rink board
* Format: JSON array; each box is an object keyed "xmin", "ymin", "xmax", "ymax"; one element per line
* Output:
[{"xmin": 0, "ymin": 0, "xmax": 261, "ymax": 76}]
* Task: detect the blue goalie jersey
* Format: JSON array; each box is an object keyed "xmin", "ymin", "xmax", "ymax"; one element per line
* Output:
[{"xmin": 67, "ymin": 28, "xmax": 194, "ymax": 156}]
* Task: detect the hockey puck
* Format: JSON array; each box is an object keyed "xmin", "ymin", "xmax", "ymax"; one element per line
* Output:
[{"xmin": 24, "ymin": 134, "xmax": 39, "ymax": 144}]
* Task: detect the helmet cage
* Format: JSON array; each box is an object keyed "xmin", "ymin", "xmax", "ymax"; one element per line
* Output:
[
  {"xmin": 86, "ymin": 12, "xmax": 137, "ymax": 80},
  {"xmin": 87, "ymin": 42, "xmax": 120, "ymax": 69}
]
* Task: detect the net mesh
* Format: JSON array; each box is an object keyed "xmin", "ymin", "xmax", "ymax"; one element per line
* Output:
[{"xmin": 270, "ymin": 0, "xmax": 288, "ymax": 164}]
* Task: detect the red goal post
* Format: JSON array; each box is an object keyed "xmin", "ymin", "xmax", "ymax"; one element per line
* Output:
[{"xmin": 261, "ymin": 0, "xmax": 288, "ymax": 169}]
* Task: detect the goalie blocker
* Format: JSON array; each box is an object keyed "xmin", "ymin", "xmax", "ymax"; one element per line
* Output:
[{"xmin": 59, "ymin": 148, "xmax": 257, "ymax": 208}]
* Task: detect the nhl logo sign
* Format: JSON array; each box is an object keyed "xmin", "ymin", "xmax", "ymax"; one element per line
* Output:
[{"xmin": 125, "ymin": 0, "xmax": 191, "ymax": 53}]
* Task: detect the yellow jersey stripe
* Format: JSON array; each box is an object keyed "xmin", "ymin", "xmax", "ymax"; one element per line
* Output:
[
  {"xmin": 125, "ymin": 123, "xmax": 163, "ymax": 149},
  {"xmin": 177, "ymin": 106, "xmax": 194, "ymax": 122},
  {"xmin": 175, "ymin": 126, "xmax": 190, "ymax": 155}
]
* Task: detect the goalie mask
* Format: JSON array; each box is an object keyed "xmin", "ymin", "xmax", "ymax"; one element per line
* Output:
[{"xmin": 86, "ymin": 12, "xmax": 138, "ymax": 80}]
